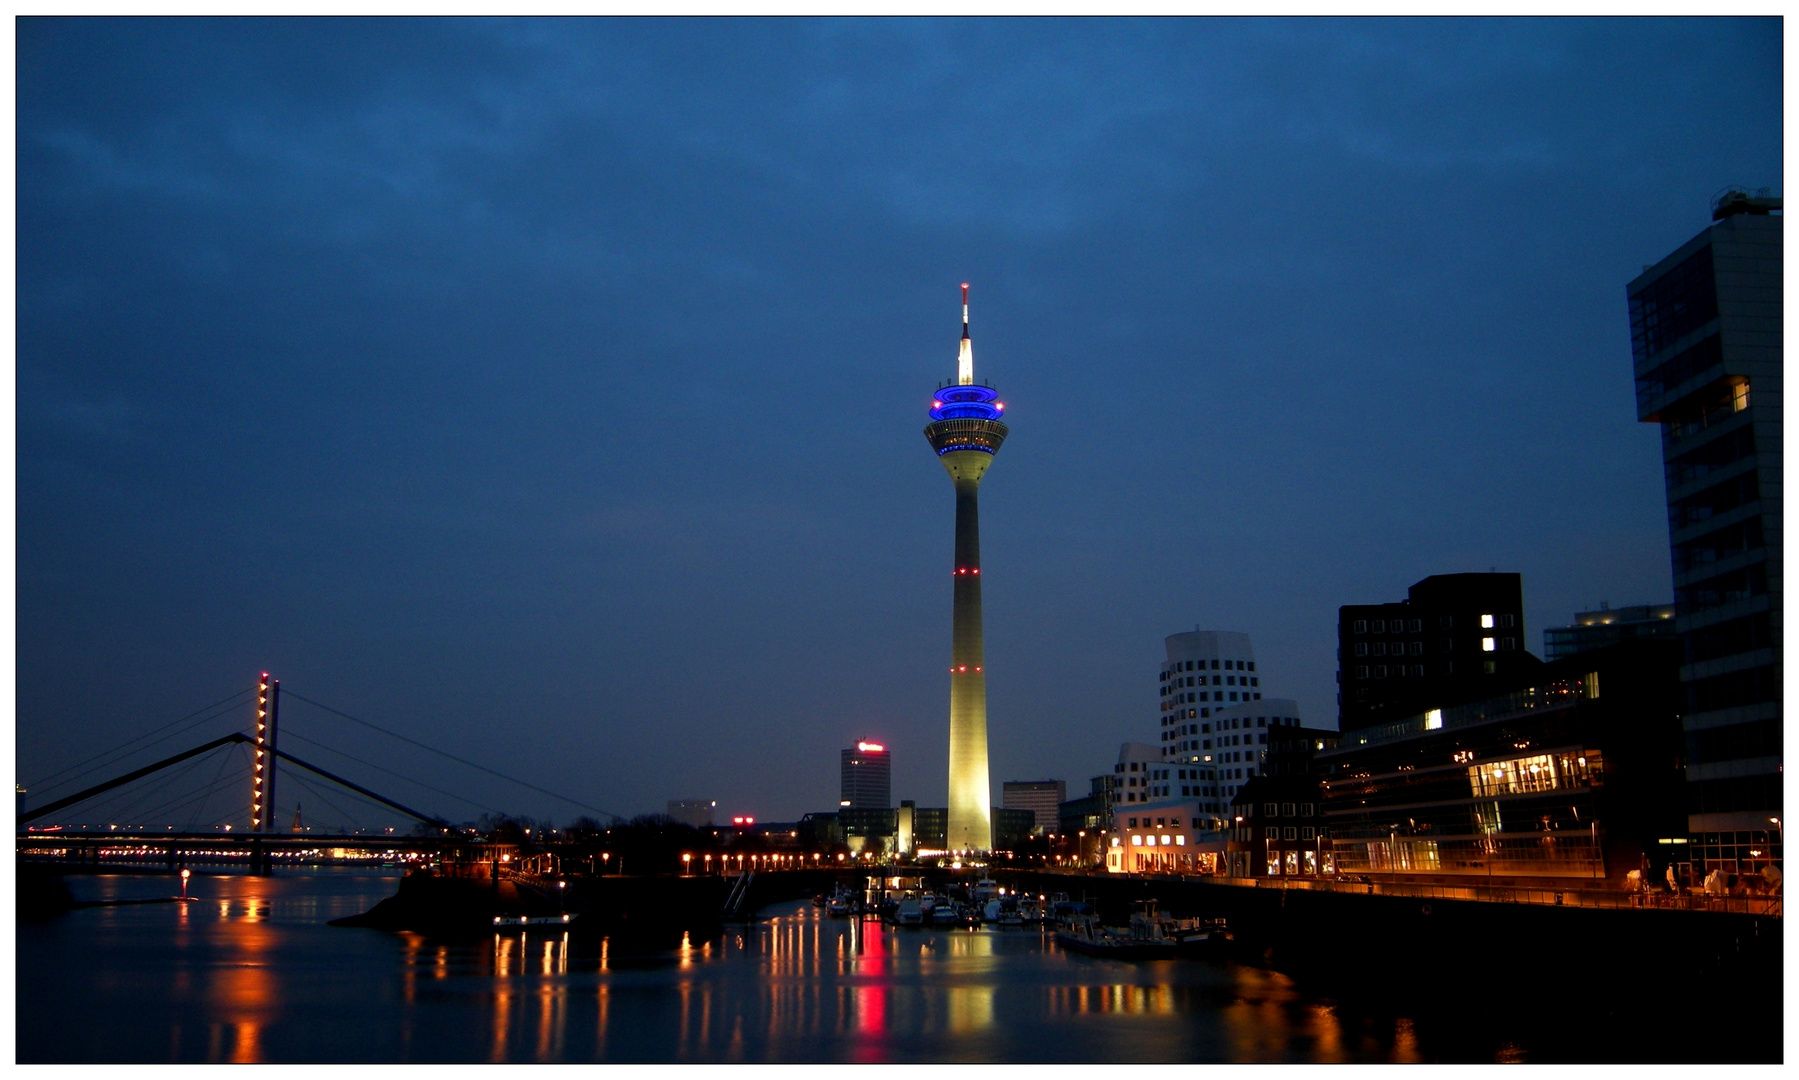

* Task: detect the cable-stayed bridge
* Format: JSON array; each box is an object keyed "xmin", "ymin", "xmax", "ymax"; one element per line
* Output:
[{"xmin": 17, "ymin": 674, "xmax": 621, "ymax": 872}]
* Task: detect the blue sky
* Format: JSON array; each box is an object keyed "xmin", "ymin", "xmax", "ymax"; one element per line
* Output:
[{"xmin": 16, "ymin": 18, "xmax": 1782, "ymax": 826}]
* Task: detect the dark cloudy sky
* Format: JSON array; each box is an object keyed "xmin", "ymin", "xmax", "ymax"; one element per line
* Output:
[{"xmin": 16, "ymin": 18, "xmax": 1782, "ymax": 828}]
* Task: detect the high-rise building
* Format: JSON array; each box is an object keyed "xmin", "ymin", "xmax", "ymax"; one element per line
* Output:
[
  {"xmin": 840, "ymin": 740, "xmax": 891, "ymax": 809},
  {"xmin": 1628, "ymin": 190, "xmax": 1782, "ymax": 853},
  {"xmin": 1001, "ymin": 779, "xmax": 1066, "ymax": 835},
  {"xmin": 924, "ymin": 283, "xmax": 1009, "ymax": 853},
  {"xmin": 839, "ymin": 740, "xmax": 894, "ymax": 850},
  {"xmin": 1337, "ymin": 573, "xmax": 1538, "ymax": 732},
  {"xmin": 1543, "ymin": 603, "xmax": 1678, "ymax": 661}
]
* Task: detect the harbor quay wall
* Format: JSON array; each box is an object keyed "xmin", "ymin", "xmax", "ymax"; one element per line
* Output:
[{"xmin": 994, "ymin": 868, "xmax": 1779, "ymax": 998}]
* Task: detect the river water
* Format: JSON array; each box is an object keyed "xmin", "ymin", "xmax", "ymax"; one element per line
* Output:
[{"xmin": 16, "ymin": 869, "xmax": 1543, "ymax": 1062}]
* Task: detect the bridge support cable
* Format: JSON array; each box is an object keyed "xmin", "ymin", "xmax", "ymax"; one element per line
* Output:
[
  {"xmin": 277, "ymin": 769, "xmax": 372, "ymax": 835},
  {"xmin": 19, "ymin": 733, "xmax": 254, "ymax": 825},
  {"xmin": 18, "ymin": 733, "xmax": 450, "ymax": 837},
  {"xmin": 279, "ymin": 729, "xmax": 506, "ymax": 818},
  {"xmin": 270, "ymin": 747, "xmax": 452, "ymax": 831},
  {"xmin": 74, "ymin": 750, "xmax": 223, "ymax": 829},
  {"xmin": 23, "ymin": 689, "xmax": 254, "ymax": 799},
  {"xmin": 283, "ymin": 690, "xmax": 625, "ymax": 823},
  {"xmin": 113, "ymin": 748, "xmax": 258, "ymax": 832}
]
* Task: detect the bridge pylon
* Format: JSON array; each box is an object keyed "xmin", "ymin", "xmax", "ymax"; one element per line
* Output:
[{"xmin": 250, "ymin": 673, "xmax": 281, "ymax": 875}]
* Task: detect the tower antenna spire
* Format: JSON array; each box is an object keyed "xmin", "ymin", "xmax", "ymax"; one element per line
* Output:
[{"xmin": 957, "ymin": 282, "xmax": 974, "ymax": 385}]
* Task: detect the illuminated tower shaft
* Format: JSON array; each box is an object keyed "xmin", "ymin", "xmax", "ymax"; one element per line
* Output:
[{"xmin": 925, "ymin": 284, "xmax": 1008, "ymax": 853}]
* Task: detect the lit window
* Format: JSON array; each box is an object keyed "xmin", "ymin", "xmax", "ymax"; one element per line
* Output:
[
  {"xmin": 1480, "ymin": 614, "xmax": 1495, "ymax": 629},
  {"xmin": 1130, "ymin": 835, "xmax": 1142, "ymax": 846},
  {"xmin": 1482, "ymin": 637, "xmax": 1496, "ymax": 652}
]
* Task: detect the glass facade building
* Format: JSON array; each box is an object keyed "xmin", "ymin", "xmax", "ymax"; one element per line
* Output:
[
  {"xmin": 1542, "ymin": 603, "xmax": 1677, "ymax": 661},
  {"xmin": 1317, "ymin": 640, "xmax": 1691, "ymax": 887},
  {"xmin": 1628, "ymin": 193, "xmax": 1782, "ymax": 842}
]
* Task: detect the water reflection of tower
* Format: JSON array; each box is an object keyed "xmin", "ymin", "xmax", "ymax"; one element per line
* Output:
[{"xmin": 924, "ymin": 284, "xmax": 1009, "ymax": 854}]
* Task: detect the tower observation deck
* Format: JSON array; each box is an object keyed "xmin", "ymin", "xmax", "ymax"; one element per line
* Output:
[{"xmin": 924, "ymin": 284, "xmax": 1009, "ymax": 854}]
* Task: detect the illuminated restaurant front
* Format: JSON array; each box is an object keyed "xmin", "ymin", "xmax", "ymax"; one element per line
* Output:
[{"xmin": 1106, "ymin": 797, "xmax": 1224, "ymax": 874}]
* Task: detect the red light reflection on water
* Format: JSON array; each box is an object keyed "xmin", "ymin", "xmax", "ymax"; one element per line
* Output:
[{"xmin": 852, "ymin": 918, "xmax": 889, "ymax": 1060}]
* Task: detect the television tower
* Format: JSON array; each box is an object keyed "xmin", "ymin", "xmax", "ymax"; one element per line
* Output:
[{"xmin": 924, "ymin": 283, "xmax": 1008, "ymax": 853}]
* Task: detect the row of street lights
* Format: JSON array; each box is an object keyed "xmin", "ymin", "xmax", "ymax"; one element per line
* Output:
[{"xmin": 675, "ymin": 851, "xmax": 899, "ymax": 875}]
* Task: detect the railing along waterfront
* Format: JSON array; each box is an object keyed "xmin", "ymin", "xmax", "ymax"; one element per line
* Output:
[{"xmin": 1169, "ymin": 873, "xmax": 1781, "ymax": 916}]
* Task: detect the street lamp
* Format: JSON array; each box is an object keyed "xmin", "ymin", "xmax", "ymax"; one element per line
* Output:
[
  {"xmin": 558, "ymin": 879, "xmax": 566, "ymax": 913},
  {"xmin": 682, "ymin": 853, "xmax": 692, "ymax": 876},
  {"xmin": 179, "ymin": 868, "xmax": 190, "ymax": 900}
]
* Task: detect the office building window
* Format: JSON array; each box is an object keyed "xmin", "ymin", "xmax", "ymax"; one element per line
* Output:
[
  {"xmin": 1481, "ymin": 614, "xmax": 1495, "ymax": 629},
  {"xmin": 1353, "ymin": 620, "xmax": 1367, "ymax": 634}
]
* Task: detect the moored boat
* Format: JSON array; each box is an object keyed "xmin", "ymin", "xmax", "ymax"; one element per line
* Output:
[{"xmin": 1053, "ymin": 914, "xmax": 1176, "ymax": 960}]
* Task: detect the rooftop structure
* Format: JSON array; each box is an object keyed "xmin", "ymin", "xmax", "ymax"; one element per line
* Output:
[{"xmin": 1542, "ymin": 603, "xmax": 1677, "ymax": 661}]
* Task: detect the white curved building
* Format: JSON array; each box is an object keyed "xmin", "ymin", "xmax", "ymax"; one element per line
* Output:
[{"xmin": 1154, "ymin": 628, "xmax": 1304, "ymax": 829}]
